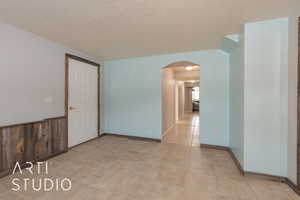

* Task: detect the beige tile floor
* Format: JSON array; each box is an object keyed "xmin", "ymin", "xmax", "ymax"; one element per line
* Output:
[
  {"xmin": 163, "ymin": 113, "xmax": 200, "ymax": 146},
  {"xmin": 0, "ymin": 113, "xmax": 299, "ymax": 199}
]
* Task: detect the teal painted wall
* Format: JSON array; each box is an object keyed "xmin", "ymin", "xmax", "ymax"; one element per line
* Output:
[
  {"xmin": 223, "ymin": 18, "xmax": 289, "ymax": 177},
  {"xmin": 287, "ymin": 5, "xmax": 300, "ymax": 184},
  {"xmin": 224, "ymin": 32, "xmax": 245, "ymax": 168},
  {"xmin": 104, "ymin": 50, "xmax": 230, "ymax": 146},
  {"xmin": 244, "ymin": 18, "xmax": 288, "ymax": 176}
]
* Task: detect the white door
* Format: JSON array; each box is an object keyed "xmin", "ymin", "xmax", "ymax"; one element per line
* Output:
[{"xmin": 68, "ymin": 58, "xmax": 98, "ymax": 147}]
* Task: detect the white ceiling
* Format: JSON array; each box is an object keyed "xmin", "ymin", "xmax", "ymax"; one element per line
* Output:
[
  {"xmin": 165, "ymin": 62, "xmax": 200, "ymax": 81},
  {"xmin": 165, "ymin": 61, "xmax": 199, "ymax": 72},
  {"xmin": 172, "ymin": 66, "xmax": 199, "ymax": 73},
  {"xmin": 0, "ymin": 0, "xmax": 294, "ymax": 60},
  {"xmin": 174, "ymin": 70, "xmax": 200, "ymax": 81}
]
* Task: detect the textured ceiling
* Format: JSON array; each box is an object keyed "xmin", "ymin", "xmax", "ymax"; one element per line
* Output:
[{"xmin": 0, "ymin": 0, "xmax": 295, "ymax": 60}]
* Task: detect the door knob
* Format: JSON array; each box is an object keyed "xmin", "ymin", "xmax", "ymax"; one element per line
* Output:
[{"xmin": 69, "ymin": 106, "xmax": 76, "ymax": 110}]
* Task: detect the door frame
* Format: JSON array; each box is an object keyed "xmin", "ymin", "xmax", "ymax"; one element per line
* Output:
[{"xmin": 65, "ymin": 54, "xmax": 100, "ymax": 148}]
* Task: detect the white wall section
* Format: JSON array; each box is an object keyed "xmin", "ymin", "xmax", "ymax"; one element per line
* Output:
[
  {"xmin": 162, "ymin": 68, "xmax": 175, "ymax": 134},
  {"xmin": 0, "ymin": 21, "xmax": 102, "ymax": 129},
  {"xmin": 177, "ymin": 81, "xmax": 185, "ymax": 121}
]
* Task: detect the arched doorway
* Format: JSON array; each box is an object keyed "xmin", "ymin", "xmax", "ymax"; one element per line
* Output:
[{"xmin": 161, "ymin": 61, "xmax": 200, "ymax": 146}]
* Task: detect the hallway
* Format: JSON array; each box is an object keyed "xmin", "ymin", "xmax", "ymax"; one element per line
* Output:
[{"xmin": 163, "ymin": 113, "xmax": 200, "ymax": 147}]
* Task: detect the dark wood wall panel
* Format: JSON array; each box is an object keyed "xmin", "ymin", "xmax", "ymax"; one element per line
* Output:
[
  {"xmin": 0, "ymin": 117, "xmax": 67, "ymax": 178},
  {"xmin": 50, "ymin": 118, "xmax": 68, "ymax": 155},
  {"xmin": 3, "ymin": 126, "xmax": 27, "ymax": 170},
  {"xmin": 32, "ymin": 122, "xmax": 49, "ymax": 161},
  {"xmin": 24, "ymin": 125, "xmax": 34, "ymax": 165}
]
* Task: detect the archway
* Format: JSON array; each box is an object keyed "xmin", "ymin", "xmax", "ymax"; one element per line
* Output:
[{"xmin": 161, "ymin": 61, "xmax": 200, "ymax": 146}]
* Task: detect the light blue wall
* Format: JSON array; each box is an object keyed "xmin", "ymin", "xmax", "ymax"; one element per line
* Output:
[
  {"xmin": 223, "ymin": 18, "xmax": 289, "ymax": 177},
  {"xmin": 244, "ymin": 18, "xmax": 288, "ymax": 176},
  {"xmin": 287, "ymin": 7, "xmax": 300, "ymax": 184},
  {"xmin": 223, "ymin": 32, "xmax": 245, "ymax": 168},
  {"xmin": 104, "ymin": 50, "xmax": 230, "ymax": 146}
]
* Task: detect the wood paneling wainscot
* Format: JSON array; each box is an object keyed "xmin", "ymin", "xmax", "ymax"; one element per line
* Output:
[{"xmin": 0, "ymin": 117, "xmax": 67, "ymax": 178}]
